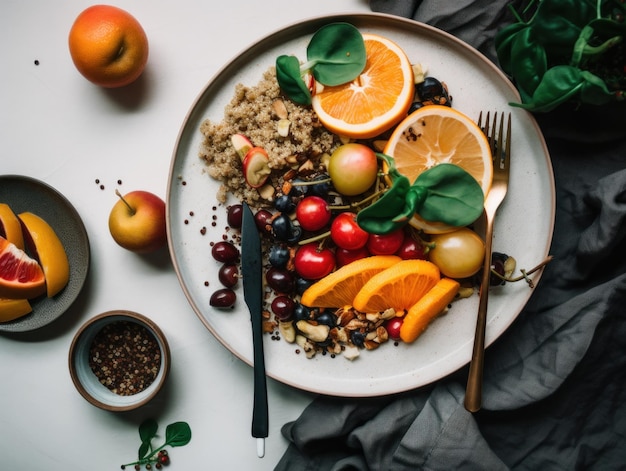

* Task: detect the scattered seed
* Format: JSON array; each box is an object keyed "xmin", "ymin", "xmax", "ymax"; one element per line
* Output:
[{"xmin": 88, "ymin": 321, "xmax": 161, "ymax": 396}]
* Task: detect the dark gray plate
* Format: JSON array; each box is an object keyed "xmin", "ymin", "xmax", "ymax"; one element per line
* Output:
[{"xmin": 0, "ymin": 175, "xmax": 90, "ymax": 332}]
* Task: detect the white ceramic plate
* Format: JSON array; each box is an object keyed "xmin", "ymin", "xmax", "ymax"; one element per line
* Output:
[
  {"xmin": 0, "ymin": 175, "xmax": 90, "ymax": 333},
  {"xmin": 166, "ymin": 13, "xmax": 555, "ymax": 397}
]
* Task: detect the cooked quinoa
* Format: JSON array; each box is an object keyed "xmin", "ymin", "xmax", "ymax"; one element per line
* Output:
[{"xmin": 199, "ymin": 67, "xmax": 341, "ymax": 205}]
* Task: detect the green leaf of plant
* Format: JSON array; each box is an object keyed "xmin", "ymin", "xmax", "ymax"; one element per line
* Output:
[
  {"xmin": 165, "ymin": 422, "xmax": 192, "ymax": 448},
  {"xmin": 139, "ymin": 419, "xmax": 158, "ymax": 444},
  {"xmin": 510, "ymin": 28, "xmax": 548, "ymax": 97},
  {"xmin": 414, "ymin": 164, "xmax": 484, "ymax": 227},
  {"xmin": 357, "ymin": 176, "xmax": 425, "ymax": 235},
  {"xmin": 307, "ymin": 23, "xmax": 366, "ymax": 86},
  {"xmin": 513, "ymin": 65, "xmax": 584, "ymax": 112},
  {"xmin": 276, "ymin": 55, "xmax": 311, "ymax": 105},
  {"xmin": 138, "ymin": 441, "xmax": 151, "ymax": 460}
]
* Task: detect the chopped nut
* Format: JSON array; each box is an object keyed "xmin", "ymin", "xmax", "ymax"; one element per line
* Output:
[
  {"xmin": 456, "ymin": 286, "xmax": 475, "ymax": 299},
  {"xmin": 337, "ymin": 308, "xmax": 356, "ymax": 327},
  {"xmin": 364, "ymin": 340, "xmax": 380, "ymax": 350},
  {"xmin": 296, "ymin": 320, "xmax": 330, "ymax": 343},
  {"xmin": 412, "ymin": 63, "xmax": 427, "ymax": 84},
  {"xmin": 330, "ymin": 326, "xmax": 349, "ymax": 343},
  {"xmin": 298, "ymin": 159, "xmax": 315, "ymax": 175},
  {"xmin": 262, "ymin": 320, "xmax": 277, "ymax": 333},
  {"xmin": 272, "ymin": 99, "xmax": 289, "ymax": 119},
  {"xmin": 285, "ymin": 155, "xmax": 299, "ymax": 165},
  {"xmin": 283, "ymin": 168, "xmax": 298, "ymax": 181},
  {"xmin": 343, "ymin": 344, "xmax": 360, "ymax": 361},
  {"xmin": 257, "ymin": 183, "xmax": 275, "ymax": 201},
  {"xmin": 277, "ymin": 119, "xmax": 290, "ymax": 137},
  {"xmin": 295, "ymin": 335, "xmax": 317, "ymax": 359},
  {"xmin": 344, "ymin": 319, "xmax": 369, "ymax": 331},
  {"xmin": 375, "ymin": 326, "xmax": 389, "ymax": 343},
  {"xmin": 504, "ymin": 255, "xmax": 516, "ymax": 278},
  {"xmin": 279, "ymin": 321, "xmax": 296, "ymax": 343},
  {"xmin": 380, "ymin": 308, "xmax": 397, "ymax": 320}
]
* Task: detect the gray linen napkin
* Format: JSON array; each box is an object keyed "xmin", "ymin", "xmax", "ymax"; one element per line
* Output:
[{"xmin": 276, "ymin": 2, "xmax": 626, "ymax": 469}]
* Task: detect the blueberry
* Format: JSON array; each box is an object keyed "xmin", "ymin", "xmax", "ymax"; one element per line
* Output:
[
  {"xmin": 275, "ymin": 195, "xmax": 296, "ymax": 213},
  {"xmin": 269, "ymin": 245, "xmax": 290, "ymax": 268},
  {"xmin": 315, "ymin": 312, "xmax": 337, "ymax": 327},
  {"xmin": 294, "ymin": 302, "xmax": 311, "ymax": 322},
  {"xmin": 295, "ymin": 277, "xmax": 314, "ymax": 296}
]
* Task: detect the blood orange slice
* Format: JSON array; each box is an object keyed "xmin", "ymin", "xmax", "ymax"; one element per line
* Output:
[
  {"xmin": 0, "ymin": 236, "xmax": 46, "ymax": 299},
  {"xmin": 0, "ymin": 203, "xmax": 25, "ymax": 250}
]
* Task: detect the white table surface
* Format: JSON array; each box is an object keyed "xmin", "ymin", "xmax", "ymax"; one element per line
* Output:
[{"xmin": 0, "ymin": 1, "xmax": 371, "ymax": 469}]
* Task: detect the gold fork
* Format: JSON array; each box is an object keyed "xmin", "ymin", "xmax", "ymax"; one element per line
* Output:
[{"xmin": 464, "ymin": 111, "xmax": 511, "ymax": 413}]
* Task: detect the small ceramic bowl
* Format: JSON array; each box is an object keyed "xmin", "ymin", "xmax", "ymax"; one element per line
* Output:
[{"xmin": 69, "ymin": 310, "xmax": 170, "ymax": 412}]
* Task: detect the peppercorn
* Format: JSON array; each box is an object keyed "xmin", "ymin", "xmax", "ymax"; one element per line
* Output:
[{"xmin": 88, "ymin": 321, "xmax": 161, "ymax": 396}]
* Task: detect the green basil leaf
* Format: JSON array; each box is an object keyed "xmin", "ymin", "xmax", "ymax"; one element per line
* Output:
[
  {"xmin": 414, "ymin": 164, "xmax": 484, "ymax": 227},
  {"xmin": 510, "ymin": 28, "xmax": 547, "ymax": 96},
  {"xmin": 276, "ymin": 55, "xmax": 311, "ymax": 105},
  {"xmin": 138, "ymin": 418, "xmax": 158, "ymax": 444},
  {"xmin": 165, "ymin": 422, "xmax": 192, "ymax": 447},
  {"xmin": 138, "ymin": 441, "xmax": 151, "ymax": 460},
  {"xmin": 513, "ymin": 65, "xmax": 584, "ymax": 112},
  {"xmin": 357, "ymin": 177, "xmax": 422, "ymax": 235},
  {"xmin": 495, "ymin": 22, "xmax": 529, "ymax": 74},
  {"xmin": 307, "ymin": 22, "xmax": 366, "ymax": 86},
  {"xmin": 580, "ymin": 70, "xmax": 614, "ymax": 105}
]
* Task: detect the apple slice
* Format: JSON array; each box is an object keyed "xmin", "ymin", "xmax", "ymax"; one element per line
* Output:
[
  {"xmin": 231, "ymin": 133, "xmax": 253, "ymax": 160},
  {"xmin": 242, "ymin": 147, "xmax": 271, "ymax": 188}
]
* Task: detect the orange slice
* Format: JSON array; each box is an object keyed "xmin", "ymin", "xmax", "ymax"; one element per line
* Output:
[
  {"xmin": 399, "ymin": 277, "xmax": 460, "ymax": 343},
  {"xmin": 0, "ymin": 236, "xmax": 46, "ymax": 299},
  {"xmin": 301, "ymin": 255, "xmax": 401, "ymax": 308},
  {"xmin": 353, "ymin": 259, "xmax": 440, "ymax": 313},
  {"xmin": 18, "ymin": 212, "xmax": 70, "ymax": 297},
  {"xmin": 383, "ymin": 105, "xmax": 492, "ymax": 233},
  {"xmin": 311, "ymin": 33, "xmax": 414, "ymax": 139},
  {"xmin": 0, "ymin": 298, "xmax": 32, "ymax": 322},
  {"xmin": 0, "ymin": 203, "xmax": 25, "ymax": 250}
]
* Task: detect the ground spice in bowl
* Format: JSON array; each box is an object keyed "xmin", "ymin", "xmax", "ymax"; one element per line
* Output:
[{"xmin": 88, "ymin": 320, "xmax": 161, "ymax": 396}]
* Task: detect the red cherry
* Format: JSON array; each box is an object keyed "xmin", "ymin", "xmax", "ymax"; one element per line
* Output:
[
  {"xmin": 335, "ymin": 246, "xmax": 370, "ymax": 267},
  {"xmin": 396, "ymin": 233, "xmax": 427, "ymax": 260},
  {"xmin": 385, "ymin": 317, "xmax": 404, "ymax": 340},
  {"xmin": 330, "ymin": 212, "xmax": 369, "ymax": 250},
  {"xmin": 366, "ymin": 229, "xmax": 404, "ymax": 255},
  {"xmin": 296, "ymin": 196, "xmax": 331, "ymax": 232},
  {"xmin": 294, "ymin": 243, "xmax": 335, "ymax": 280}
]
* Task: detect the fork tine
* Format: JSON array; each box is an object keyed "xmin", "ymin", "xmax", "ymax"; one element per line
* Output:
[
  {"xmin": 503, "ymin": 113, "xmax": 511, "ymax": 172},
  {"xmin": 495, "ymin": 112, "xmax": 504, "ymax": 166}
]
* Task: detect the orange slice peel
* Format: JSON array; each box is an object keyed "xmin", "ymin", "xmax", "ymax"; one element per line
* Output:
[
  {"xmin": 353, "ymin": 259, "xmax": 440, "ymax": 313},
  {"xmin": 311, "ymin": 33, "xmax": 414, "ymax": 139},
  {"xmin": 301, "ymin": 255, "xmax": 401, "ymax": 308},
  {"xmin": 399, "ymin": 277, "xmax": 460, "ymax": 343}
]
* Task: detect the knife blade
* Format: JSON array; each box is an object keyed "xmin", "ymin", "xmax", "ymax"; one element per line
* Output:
[{"xmin": 241, "ymin": 202, "xmax": 268, "ymax": 458}]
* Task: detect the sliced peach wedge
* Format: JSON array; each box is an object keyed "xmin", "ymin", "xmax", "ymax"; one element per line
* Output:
[{"xmin": 18, "ymin": 212, "xmax": 70, "ymax": 297}]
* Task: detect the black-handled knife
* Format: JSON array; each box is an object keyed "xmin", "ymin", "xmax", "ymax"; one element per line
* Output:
[{"xmin": 241, "ymin": 202, "xmax": 268, "ymax": 458}]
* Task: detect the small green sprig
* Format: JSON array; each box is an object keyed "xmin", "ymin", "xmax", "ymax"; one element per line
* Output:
[
  {"xmin": 121, "ymin": 419, "xmax": 192, "ymax": 470},
  {"xmin": 276, "ymin": 22, "xmax": 366, "ymax": 104}
]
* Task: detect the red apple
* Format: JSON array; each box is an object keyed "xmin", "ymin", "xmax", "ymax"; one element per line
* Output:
[
  {"xmin": 242, "ymin": 147, "xmax": 271, "ymax": 188},
  {"xmin": 231, "ymin": 133, "xmax": 253, "ymax": 160},
  {"xmin": 108, "ymin": 190, "xmax": 166, "ymax": 253}
]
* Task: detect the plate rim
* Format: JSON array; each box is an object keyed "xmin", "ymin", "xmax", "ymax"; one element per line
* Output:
[{"xmin": 166, "ymin": 12, "xmax": 556, "ymax": 396}]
